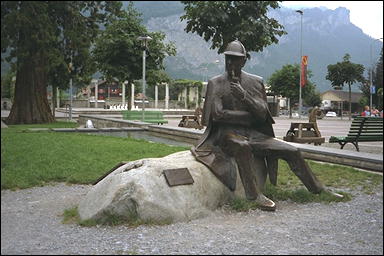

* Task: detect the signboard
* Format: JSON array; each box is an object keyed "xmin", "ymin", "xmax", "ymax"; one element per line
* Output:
[
  {"xmin": 163, "ymin": 168, "xmax": 194, "ymax": 187},
  {"xmin": 371, "ymin": 86, "xmax": 376, "ymax": 94}
]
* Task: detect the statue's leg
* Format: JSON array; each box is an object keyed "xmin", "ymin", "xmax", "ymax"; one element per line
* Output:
[
  {"xmin": 254, "ymin": 157, "xmax": 268, "ymax": 194},
  {"xmin": 281, "ymin": 150, "xmax": 343, "ymax": 198},
  {"xmin": 283, "ymin": 153, "xmax": 325, "ymax": 194},
  {"xmin": 250, "ymin": 138, "xmax": 325, "ymax": 194},
  {"xmin": 228, "ymin": 139, "xmax": 259, "ymax": 199},
  {"xmin": 266, "ymin": 156, "xmax": 278, "ymax": 185},
  {"xmin": 223, "ymin": 135, "xmax": 275, "ymax": 210}
]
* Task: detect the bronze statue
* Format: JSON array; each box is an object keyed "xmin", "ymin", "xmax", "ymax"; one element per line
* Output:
[{"xmin": 191, "ymin": 40, "xmax": 343, "ymax": 211}]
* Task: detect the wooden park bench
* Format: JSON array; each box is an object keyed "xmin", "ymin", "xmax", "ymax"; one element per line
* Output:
[
  {"xmin": 122, "ymin": 110, "xmax": 168, "ymax": 125},
  {"xmin": 283, "ymin": 107, "xmax": 325, "ymax": 145},
  {"xmin": 329, "ymin": 116, "xmax": 383, "ymax": 151},
  {"xmin": 178, "ymin": 107, "xmax": 203, "ymax": 130}
]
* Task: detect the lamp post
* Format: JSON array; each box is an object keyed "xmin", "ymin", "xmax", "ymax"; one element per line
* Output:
[
  {"xmin": 296, "ymin": 10, "xmax": 303, "ymax": 119},
  {"xmin": 137, "ymin": 35, "xmax": 152, "ymax": 121},
  {"xmin": 369, "ymin": 37, "xmax": 383, "ymax": 113},
  {"xmin": 68, "ymin": 55, "xmax": 73, "ymax": 121}
]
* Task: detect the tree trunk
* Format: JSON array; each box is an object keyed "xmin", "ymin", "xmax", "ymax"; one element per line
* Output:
[
  {"xmin": 6, "ymin": 55, "xmax": 54, "ymax": 124},
  {"xmin": 348, "ymin": 83, "xmax": 352, "ymax": 120}
]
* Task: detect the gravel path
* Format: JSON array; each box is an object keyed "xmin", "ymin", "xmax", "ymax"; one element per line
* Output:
[{"xmin": 1, "ymin": 182, "xmax": 382, "ymax": 255}]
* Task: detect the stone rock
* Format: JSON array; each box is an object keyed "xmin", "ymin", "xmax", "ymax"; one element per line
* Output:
[
  {"xmin": 78, "ymin": 150, "xmax": 245, "ymax": 223},
  {"xmin": 1, "ymin": 120, "xmax": 8, "ymax": 128}
]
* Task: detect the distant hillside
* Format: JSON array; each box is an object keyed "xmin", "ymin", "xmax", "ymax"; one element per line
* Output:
[
  {"xmin": 133, "ymin": 2, "xmax": 383, "ymax": 93},
  {"xmin": 129, "ymin": 1, "xmax": 184, "ymax": 23},
  {"xmin": 2, "ymin": 2, "xmax": 382, "ymax": 94}
]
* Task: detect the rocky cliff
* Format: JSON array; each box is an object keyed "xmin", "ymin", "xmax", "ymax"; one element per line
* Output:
[{"xmin": 134, "ymin": 2, "xmax": 382, "ymax": 92}]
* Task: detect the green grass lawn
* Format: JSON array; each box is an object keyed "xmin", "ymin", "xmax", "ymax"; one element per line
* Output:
[
  {"xmin": 1, "ymin": 122, "xmax": 188, "ymax": 190},
  {"xmin": 1, "ymin": 121, "xmax": 382, "ymax": 201}
]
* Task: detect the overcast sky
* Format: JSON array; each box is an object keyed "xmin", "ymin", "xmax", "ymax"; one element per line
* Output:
[{"xmin": 281, "ymin": 1, "xmax": 383, "ymax": 40}]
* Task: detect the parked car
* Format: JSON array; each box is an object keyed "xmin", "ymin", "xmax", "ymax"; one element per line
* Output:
[{"xmin": 325, "ymin": 111, "xmax": 337, "ymax": 117}]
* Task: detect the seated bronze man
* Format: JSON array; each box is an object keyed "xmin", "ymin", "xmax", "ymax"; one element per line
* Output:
[{"xmin": 191, "ymin": 40, "xmax": 343, "ymax": 211}]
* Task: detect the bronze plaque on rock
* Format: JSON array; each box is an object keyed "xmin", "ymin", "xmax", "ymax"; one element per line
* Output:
[{"xmin": 163, "ymin": 168, "xmax": 194, "ymax": 187}]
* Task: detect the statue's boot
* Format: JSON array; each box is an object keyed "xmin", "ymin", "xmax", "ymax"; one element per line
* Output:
[
  {"xmin": 322, "ymin": 189, "xmax": 344, "ymax": 199},
  {"xmin": 255, "ymin": 194, "xmax": 276, "ymax": 211}
]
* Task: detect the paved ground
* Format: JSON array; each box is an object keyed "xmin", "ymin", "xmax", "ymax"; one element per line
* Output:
[{"xmin": 1, "ymin": 183, "xmax": 382, "ymax": 255}]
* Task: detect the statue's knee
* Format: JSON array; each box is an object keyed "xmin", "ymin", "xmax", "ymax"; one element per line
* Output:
[
  {"xmin": 286, "ymin": 145, "xmax": 300, "ymax": 154},
  {"xmin": 236, "ymin": 142, "xmax": 252, "ymax": 155},
  {"xmin": 284, "ymin": 147, "xmax": 302, "ymax": 159}
]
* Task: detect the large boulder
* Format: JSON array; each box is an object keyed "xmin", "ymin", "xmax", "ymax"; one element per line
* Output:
[{"xmin": 78, "ymin": 150, "xmax": 245, "ymax": 223}]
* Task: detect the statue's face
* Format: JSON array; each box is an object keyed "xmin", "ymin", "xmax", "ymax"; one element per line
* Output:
[{"xmin": 225, "ymin": 55, "xmax": 245, "ymax": 79}]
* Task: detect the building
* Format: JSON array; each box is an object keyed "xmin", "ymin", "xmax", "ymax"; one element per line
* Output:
[
  {"xmin": 81, "ymin": 80, "xmax": 122, "ymax": 101},
  {"xmin": 320, "ymin": 90, "xmax": 363, "ymax": 115}
]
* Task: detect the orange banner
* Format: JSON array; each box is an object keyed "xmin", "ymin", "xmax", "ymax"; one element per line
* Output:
[{"xmin": 300, "ymin": 56, "xmax": 308, "ymax": 88}]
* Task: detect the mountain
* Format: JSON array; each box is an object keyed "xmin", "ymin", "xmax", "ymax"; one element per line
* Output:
[
  {"xmin": 2, "ymin": 2, "xmax": 382, "ymax": 94},
  {"xmin": 132, "ymin": 2, "xmax": 383, "ymax": 93}
]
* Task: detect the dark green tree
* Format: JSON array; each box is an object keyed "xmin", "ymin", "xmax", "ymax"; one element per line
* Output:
[
  {"xmin": 146, "ymin": 70, "xmax": 172, "ymax": 100},
  {"xmin": 303, "ymin": 85, "xmax": 322, "ymax": 108},
  {"xmin": 358, "ymin": 80, "xmax": 370, "ymax": 109},
  {"xmin": 268, "ymin": 64, "xmax": 321, "ymax": 117},
  {"xmin": 180, "ymin": 1, "xmax": 286, "ymax": 54},
  {"xmin": 1, "ymin": 1, "xmax": 123, "ymax": 124},
  {"xmin": 361, "ymin": 48, "xmax": 384, "ymax": 110},
  {"xmin": 326, "ymin": 54, "xmax": 365, "ymax": 120},
  {"xmin": 1, "ymin": 69, "xmax": 16, "ymax": 101},
  {"xmin": 170, "ymin": 79, "xmax": 203, "ymax": 108},
  {"xmin": 92, "ymin": 3, "xmax": 176, "ymax": 109}
]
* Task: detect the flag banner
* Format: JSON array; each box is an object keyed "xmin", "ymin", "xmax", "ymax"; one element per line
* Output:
[{"xmin": 300, "ymin": 56, "xmax": 308, "ymax": 88}]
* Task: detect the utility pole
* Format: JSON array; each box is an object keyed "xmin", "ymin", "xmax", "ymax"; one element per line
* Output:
[
  {"xmin": 137, "ymin": 35, "xmax": 152, "ymax": 121},
  {"xmin": 296, "ymin": 10, "xmax": 303, "ymax": 119},
  {"xmin": 69, "ymin": 55, "xmax": 73, "ymax": 121},
  {"xmin": 370, "ymin": 38, "xmax": 383, "ymax": 113}
]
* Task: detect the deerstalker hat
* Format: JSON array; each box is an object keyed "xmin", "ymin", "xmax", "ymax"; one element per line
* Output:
[{"xmin": 223, "ymin": 40, "xmax": 246, "ymax": 57}]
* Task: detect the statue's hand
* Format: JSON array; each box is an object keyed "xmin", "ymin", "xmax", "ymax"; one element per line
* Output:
[{"xmin": 230, "ymin": 82, "xmax": 246, "ymax": 100}]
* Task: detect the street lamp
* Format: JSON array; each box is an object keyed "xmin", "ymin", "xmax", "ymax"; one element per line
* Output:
[
  {"xmin": 296, "ymin": 9, "xmax": 303, "ymax": 119},
  {"xmin": 369, "ymin": 37, "xmax": 383, "ymax": 113},
  {"xmin": 137, "ymin": 35, "xmax": 152, "ymax": 121},
  {"xmin": 68, "ymin": 55, "xmax": 73, "ymax": 121}
]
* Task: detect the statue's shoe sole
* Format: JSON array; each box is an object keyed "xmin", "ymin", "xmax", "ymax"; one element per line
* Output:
[
  {"xmin": 257, "ymin": 203, "xmax": 276, "ymax": 211},
  {"xmin": 255, "ymin": 196, "xmax": 276, "ymax": 211}
]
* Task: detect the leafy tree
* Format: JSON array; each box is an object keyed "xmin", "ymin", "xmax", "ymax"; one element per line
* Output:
[
  {"xmin": 326, "ymin": 54, "xmax": 365, "ymax": 120},
  {"xmin": 146, "ymin": 69, "xmax": 172, "ymax": 100},
  {"xmin": 358, "ymin": 80, "xmax": 370, "ymax": 110},
  {"xmin": 268, "ymin": 64, "xmax": 321, "ymax": 117},
  {"xmin": 303, "ymin": 84, "xmax": 322, "ymax": 108},
  {"xmin": 180, "ymin": 1, "xmax": 286, "ymax": 54},
  {"xmin": 361, "ymin": 48, "xmax": 384, "ymax": 110},
  {"xmin": 169, "ymin": 79, "xmax": 203, "ymax": 108},
  {"xmin": 1, "ymin": 1, "xmax": 123, "ymax": 124},
  {"xmin": 92, "ymin": 3, "xmax": 176, "ymax": 109},
  {"xmin": 1, "ymin": 69, "xmax": 16, "ymax": 101}
]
